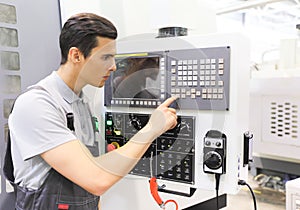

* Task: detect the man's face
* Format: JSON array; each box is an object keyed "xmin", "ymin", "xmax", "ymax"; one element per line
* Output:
[{"xmin": 79, "ymin": 37, "xmax": 116, "ymax": 88}]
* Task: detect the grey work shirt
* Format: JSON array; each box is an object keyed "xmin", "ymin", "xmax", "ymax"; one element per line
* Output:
[{"xmin": 8, "ymin": 71, "xmax": 96, "ymax": 190}]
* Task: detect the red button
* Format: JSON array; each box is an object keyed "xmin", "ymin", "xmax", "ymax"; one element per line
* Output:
[
  {"xmin": 58, "ymin": 204, "xmax": 69, "ymax": 210},
  {"xmin": 107, "ymin": 143, "xmax": 116, "ymax": 152}
]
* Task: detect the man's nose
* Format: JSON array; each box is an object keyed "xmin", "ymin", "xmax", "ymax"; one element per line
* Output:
[{"xmin": 110, "ymin": 60, "xmax": 117, "ymax": 72}]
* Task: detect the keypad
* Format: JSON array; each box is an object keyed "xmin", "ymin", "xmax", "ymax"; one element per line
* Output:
[{"xmin": 170, "ymin": 58, "xmax": 225, "ymax": 100}]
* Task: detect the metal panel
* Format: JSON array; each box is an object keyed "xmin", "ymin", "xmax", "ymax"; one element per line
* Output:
[{"xmin": 0, "ymin": 0, "xmax": 61, "ymax": 208}]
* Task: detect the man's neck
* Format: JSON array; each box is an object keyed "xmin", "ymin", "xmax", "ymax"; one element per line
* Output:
[{"xmin": 57, "ymin": 65, "xmax": 84, "ymax": 95}]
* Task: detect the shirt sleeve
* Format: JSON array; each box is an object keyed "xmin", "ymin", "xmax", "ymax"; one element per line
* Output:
[{"xmin": 9, "ymin": 89, "xmax": 77, "ymax": 161}]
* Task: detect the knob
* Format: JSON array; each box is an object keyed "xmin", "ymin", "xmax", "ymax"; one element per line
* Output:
[
  {"xmin": 129, "ymin": 115, "xmax": 142, "ymax": 130},
  {"xmin": 215, "ymin": 141, "xmax": 222, "ymax": 147},
  {"xmin": 205, "ymin": 140, "xmax": 211, "ymax": 146},
  {"xmin": 204, "ymin": 151, "xmax": 222, "ymax": 169}
]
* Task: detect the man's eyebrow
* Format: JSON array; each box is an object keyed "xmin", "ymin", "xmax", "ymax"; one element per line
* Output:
[{"xmin": 102, "ymin": 53, "xmax": 115, "ymax": 57}]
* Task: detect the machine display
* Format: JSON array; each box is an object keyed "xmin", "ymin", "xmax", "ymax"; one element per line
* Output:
[
  {"xmin": 105, "ymin": 47, "xmax": 231, "ymax": 111},
  {"xmin": 105, "ymin": 112, "xmax": 195, "ymax": 184}
]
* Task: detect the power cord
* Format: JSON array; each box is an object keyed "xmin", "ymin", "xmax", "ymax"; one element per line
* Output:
[
  {"xmin": 238, "ymin": 180, "xmax": 257, "ymax": 210},
  {"xmin": 215, "ymin": 174, "xmax": 221, "ymax": 210}
]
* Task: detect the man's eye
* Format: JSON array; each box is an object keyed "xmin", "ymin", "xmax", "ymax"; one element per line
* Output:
[{"xmin": 103, "ymin": 55, "xmax": 111, "ymax": 60}]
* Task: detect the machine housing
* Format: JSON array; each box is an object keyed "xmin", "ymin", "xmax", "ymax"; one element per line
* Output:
[{"xmin": 100, "ymin": 33, "xmax": 250, "ymax": 210}]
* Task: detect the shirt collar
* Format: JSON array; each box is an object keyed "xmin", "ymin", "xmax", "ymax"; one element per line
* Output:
[{"xmin": 51, "ymin": 71, "xmax": 82, "ymax": 104}]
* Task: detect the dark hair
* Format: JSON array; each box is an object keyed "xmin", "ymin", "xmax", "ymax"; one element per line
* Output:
[{"xmin": 59, "ymin": 13, "xmax": 118, "ymax": 64}]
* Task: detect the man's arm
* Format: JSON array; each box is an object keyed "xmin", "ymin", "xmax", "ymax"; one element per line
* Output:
[{"xmin": 41, "ymin": 97, "xmax": 177, "ymax": 196}]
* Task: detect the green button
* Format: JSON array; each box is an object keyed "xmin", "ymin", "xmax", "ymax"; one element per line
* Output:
[{"xmin": 106, "ymin": 120, "xmax": 113, "ymax": 126}]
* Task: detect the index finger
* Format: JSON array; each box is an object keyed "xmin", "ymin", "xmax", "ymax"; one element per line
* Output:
[{"xmin": 159, "ymin": 96, "xmax": 178, "ymax": 108}]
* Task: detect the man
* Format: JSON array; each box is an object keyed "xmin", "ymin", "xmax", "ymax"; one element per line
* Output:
[{"xmin": 7, "ymin": 13, "xmax": 177, "ymax": 209}]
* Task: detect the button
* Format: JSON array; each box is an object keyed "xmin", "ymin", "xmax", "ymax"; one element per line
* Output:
[
  {"xmin": 205, "ymin": 140, "xmax": 211, "ymax": 146},
  {"xmin": 107, "ymin": 143, "xmax": 117, "ymax": 152},
  {"xmin": 106, "ymin": 129, "xmax": 112, "ymax": 135}
]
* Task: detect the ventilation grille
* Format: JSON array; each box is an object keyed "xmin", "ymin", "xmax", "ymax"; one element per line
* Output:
[
  {"xmin": 269, "ymin": 102, "xmax": 298, "ymax": 139},
  {"xmin": 262, "ymin": 96, "xmax": 300, "ymax": 146}
]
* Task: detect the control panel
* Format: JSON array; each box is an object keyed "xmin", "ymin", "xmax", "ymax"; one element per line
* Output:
[
  {"xmin": 105, "ymin": 112, "xmax": 195, "ymax": 184},
  {"xmin": 104, "ymin": 47, "xmax": 230, "ymax": 111}
]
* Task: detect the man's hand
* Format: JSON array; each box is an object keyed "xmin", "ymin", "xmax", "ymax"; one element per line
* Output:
[{"xmin": 145, "ymin": 97, "xmax": 178, "ymax": 137}]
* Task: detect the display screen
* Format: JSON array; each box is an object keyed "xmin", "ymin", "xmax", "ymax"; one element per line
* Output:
[{"xmin": 112, "ymin": 56, "xmax": 161, "ymax": 100}]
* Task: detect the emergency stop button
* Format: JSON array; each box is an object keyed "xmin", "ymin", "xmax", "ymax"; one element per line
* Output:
[{"xmin": 106, "ymin": 142, "xmax": 120, "ymax": 152}]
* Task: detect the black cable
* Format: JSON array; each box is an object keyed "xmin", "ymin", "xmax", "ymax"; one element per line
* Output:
[
  {"xmin": 215, "ymin": 174, "xmax": 221, "ymax": 210},
  {"xmin": 238, "ymin": 180, "xmax": 257, "ymax": 210}
]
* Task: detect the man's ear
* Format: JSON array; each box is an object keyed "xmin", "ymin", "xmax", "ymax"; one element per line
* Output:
[{"xmin": 68, "ymin": 47, "xmax": 83, "ymax": 63}]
